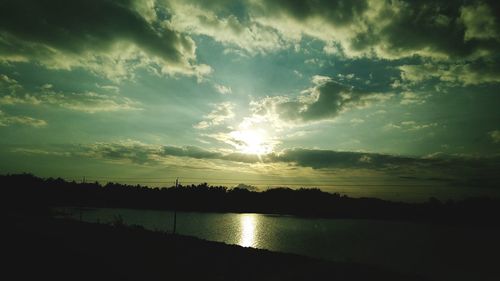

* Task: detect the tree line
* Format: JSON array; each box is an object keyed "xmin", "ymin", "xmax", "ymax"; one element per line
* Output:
[{"xmin": 2, "ymin": 173, "xmax": 499, "ymax": 225}]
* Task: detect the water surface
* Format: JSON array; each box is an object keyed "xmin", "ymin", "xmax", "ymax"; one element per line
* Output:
[{"xmin": 59, "ymin": 207, "xmax": 500, "ymax": 281}]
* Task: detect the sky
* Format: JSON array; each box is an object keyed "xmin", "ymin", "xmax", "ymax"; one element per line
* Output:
[{"xmin": 1, "ymin": 0, "xmax": 499, "ymax": 201}]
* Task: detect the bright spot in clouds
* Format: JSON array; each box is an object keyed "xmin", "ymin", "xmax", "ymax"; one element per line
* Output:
[{"xmin": 230, "ymin": 128, "xmax": 273, "ymax": 155}]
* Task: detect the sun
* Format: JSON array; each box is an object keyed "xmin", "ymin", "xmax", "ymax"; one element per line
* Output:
[{"xmin": 230, "ymin": 128, "xmax": 273, "ymax": 155}]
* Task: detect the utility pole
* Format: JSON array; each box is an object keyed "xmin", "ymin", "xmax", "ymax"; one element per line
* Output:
[
  {"xmin": 173, "ymin": 178, "xmax": 178, "ymax": 235},
  {"xmin": 80, "ymin": 176, "xmax": 85, "ymax": 221}
]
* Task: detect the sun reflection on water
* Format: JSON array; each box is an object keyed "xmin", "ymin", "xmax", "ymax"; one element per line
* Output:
[{"xmin": 239, "ymin": 214, "xmax": 257, "ymax": 247}]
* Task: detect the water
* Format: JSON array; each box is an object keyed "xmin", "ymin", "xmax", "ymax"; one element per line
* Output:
[{"xmin": 58, "ymin": 207, "xmax": 500, "ymax": 281}]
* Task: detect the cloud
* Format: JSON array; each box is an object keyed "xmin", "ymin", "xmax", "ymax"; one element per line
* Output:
[
  {"xmin": 161, "ymin": 145, "xmax": 262, "ymax": 163},
  {"xmin": 350, "ymin": 118, "xmax": 365, "ymax": 125},
  {"xmin": 197, "ymin": 76, "xmax": 390, "ymax": 153},
  {"xmin": 3, "ymin": 0, "xmax": 497, "ymax": 86},
  {"xmin": 489, "ymin": 130, "xmax": 500, "ymax": 143},
  {"xmin": 397, "ymin": 91, "xmax": 428, "ymax": 105},
  {"xmin": 20, "ymin": 140, "xmax": 261, "ymax": 171},
  {"xmin": 249, "ymin": 0, "xmax": 500, "ymax": 59},
  {"xmin": 0, "ymin": 75, "xmax": 140, "ymax": 113},
  {"xmin": 270, "ymin": 148, "xmax": 423, "ymax": 170},
  {"xmin": 80, "ymin": 140, "xmax": 162, "ymax": 165},
  {"xmin": 249, "ymin": 0, "xmax": 368, "ymax": 50},
  {"xmin": 38, "ymin": 88, "xmax": 140, "ymax": 114},
  {"xmin": 69, "ymin": 140, "xmax": 257, "ymax": 173},
  {"xmin": 15, "ymin": 140, "xmax": 499, "ymax": 188},
  {"xmin": 77, "ymin": 140, "xmax": 261, "ymax": 165},
  {"xmin": 11, "ymin": 148, "xmax": 70, "ymax": 157},
  {"xmin": 461, "ymin": 2, "xmax": 498, "ymax": 41},
  {"xmin": 0, "ymin": 75, "xmax": 47, "ymax": 127},
  {"xmin": 165, "ymin": 0, "xmax": 286, "ymax": 55},
  {"xmin": 251, "ymin": 76, "xmax": 391, "ymax": 125},
  {"xmin": 397, "ymin": 61, "xmax": 500, "ymax": 86},
  {"xmin": 0, "ymin": 0, "xmax": 210, "ymax": 80},
  {"xmin": 75, "ymin": 140, "xmax": 258, "ymax": 164},
  {"xmin": 194, "ymin": 102, "xmax": 235, "ymax": 129},
  {"xmin": 0, "ymin": 110, "xmax": 47, "ymax": 127},
  {"xmin": 213, "ymin": 84, "xmax": 232, "ymax": 95},
  {"xmin": 384, "ymin": 121, "xmax": 438, "ymax": 131},
  {"xmin": 162, "ymin": 0, "xmax": 500, "ymax": 88},
  {"xmin": 159, "ymin": 0, "xmax": 500, "ymax": 93},
  {"xmin": 269, "ymin": 148, "xmax": 500, "ymax": 187},
  {"xmin": 161, "ymin": 145, "xmax": 222, "ymax": 159},
  {"xmin": 255, "ymin": 0, "xmax": 368, "ymax": 27}
]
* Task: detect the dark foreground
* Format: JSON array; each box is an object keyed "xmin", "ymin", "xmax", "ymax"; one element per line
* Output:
[{"xmin": 4, "ymin": 212, "xmax": 427, "ymax": 281}]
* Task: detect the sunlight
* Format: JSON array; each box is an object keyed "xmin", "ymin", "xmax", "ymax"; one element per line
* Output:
[
  {"xmin": 239, "ymin": 214, "xmax": 256, "ymax": 247},
  {"xmin": 230, "ymin": 128, "xmax": 273, "ymax": 155}
]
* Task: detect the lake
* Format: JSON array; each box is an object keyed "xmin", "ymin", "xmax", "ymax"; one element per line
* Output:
[{"xmin": 58, "ymin": 207, "xmax": 500, "ymax": 281}]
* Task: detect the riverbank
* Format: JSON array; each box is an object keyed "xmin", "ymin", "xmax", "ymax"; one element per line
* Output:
[{"xmin": 4, "ymin": 211, "xmax": 426, "ymax": 281}]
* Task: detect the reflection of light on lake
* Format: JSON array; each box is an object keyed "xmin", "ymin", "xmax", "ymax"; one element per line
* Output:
[{"xmin": 239, "ymin": 214, "xmax": 256, "ymax": 247}]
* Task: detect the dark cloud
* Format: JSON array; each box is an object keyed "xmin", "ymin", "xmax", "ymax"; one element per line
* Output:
[
  {"xmin": 397, "ymin": 58, "xmax": 500, "ymax": 87},
  {"xmin": 251, "ymin": 0, "xmax": 500, "ymax": 60},
  {"xmin": 269, "ymin": 148, "xmax": 461, "ymax": 172},
  {"xmin": 161, "ymin": 145, "xmax": 223, "ymax": 159},
  {"xmin": 17, "ymin": 140, "xmax": 499, "ymax": 188},
  {"xmin": 258, "ymin": 0, "xmax": 369, "ymax": 26},
  {"xmin": 173, "ymin": 0, "xmax": 248, "ymax": 18},
  {"xmin": 82, "ymin": 141, "xmax": 158, "ymax": 165},
  {"xmin": 3, "ymin": 0, "xmax": 498, "ymax": 75},
  {"xmin": 0, "ymin": 0, "xmax": 200, "ymax": 77},
  {"xmin": 253, "ymin": 77, "xmax": 387, "ymax": 123},
  {"xmin": 300, "ymin": 80, "xmax": 368, "ymax": 121},
  {"xmin": 271, "ymin": 148, "xmax": 500, "ymax": 187},
  {"xmin": 377, "ymin": 0, "xmax": 497, "ymax": 59},
  {"xmin": 79, "ymin": 141, "xmax": 261, "ymax": 165},
  {"xmin": 161, "ymin": 145, "xmax": 261, "ymax": 163},
  {"xmin": 351, "ymin": 0, "xmax": 470, "ymax": 57},
  {"xmin": 269, "ymin": 148, "xmax": 421, "ymax": 170}
]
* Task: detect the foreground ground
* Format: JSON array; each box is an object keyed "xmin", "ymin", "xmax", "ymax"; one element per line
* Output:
[{"xmin": 3, "ymin": 210, "xmax": 428, "ymax": 281}]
